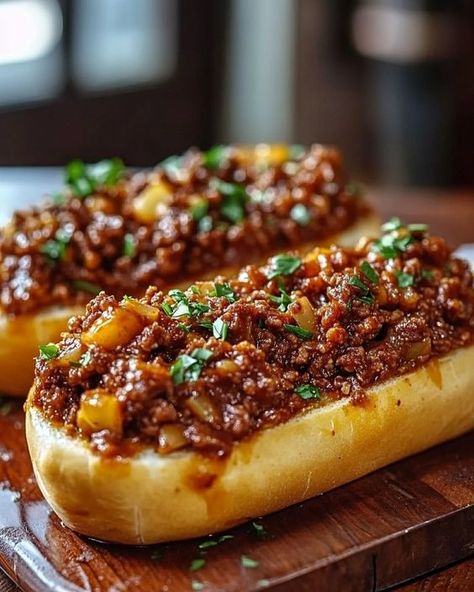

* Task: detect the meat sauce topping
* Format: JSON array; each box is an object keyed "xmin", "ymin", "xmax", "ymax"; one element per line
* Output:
[
  {"xmin": 31, "ymin": 219, "xmax": 474, "ymax": 457},
  {"xmin": 0, "ymin": 144, "xmax": 367, "ymax": 316}
]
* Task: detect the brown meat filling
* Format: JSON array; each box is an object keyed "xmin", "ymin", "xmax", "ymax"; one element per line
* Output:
[
  {"xmin": 0, "ymin": 145, "xmax": 367, "ymax": 315},
  {"xmin": 32, "ymin": 221, "xmax": 474, "ymax": 457}
]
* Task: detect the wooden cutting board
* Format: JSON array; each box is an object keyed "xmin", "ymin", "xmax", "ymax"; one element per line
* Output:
[{"xmin": 0, "ymin": 400, "xmax": 472, "ymax": 592}]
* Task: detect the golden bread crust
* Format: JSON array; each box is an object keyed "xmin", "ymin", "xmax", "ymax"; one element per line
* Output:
[{"xmin": 26, "ymin": 344, "xmax": 474, "ymax": 544}]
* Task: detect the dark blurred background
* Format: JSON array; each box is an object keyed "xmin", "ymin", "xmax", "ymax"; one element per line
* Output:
[{"xmin": 0, "ymin": 0, "xmax": 473, "ymax": 186}]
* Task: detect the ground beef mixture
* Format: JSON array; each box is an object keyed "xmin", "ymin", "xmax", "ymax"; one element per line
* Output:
[
  {"xmin": 31, "ymin": 219, "xmax": 474, "ymax": 457},
  {"xmin": 0, "ymin": 144, "xmax": 368, "ymax": 316}
]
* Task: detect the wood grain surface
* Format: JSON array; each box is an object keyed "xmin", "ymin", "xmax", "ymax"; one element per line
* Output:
[
  {"xmin": 0, "ymin": 184, "xmax": 472, "ymax": 591},
  {"xmin": 0, "ymin": 400, "xmax": 472, "ymax": 592}
]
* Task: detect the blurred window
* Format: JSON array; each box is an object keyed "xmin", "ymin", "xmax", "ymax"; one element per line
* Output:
[
  {"xmin": 71, "ymin": 0, "xmax": 177, "ymax": 92},
  {"xmin": 0, "ymin": 0, "xmax": 64, "ymax": 106}
]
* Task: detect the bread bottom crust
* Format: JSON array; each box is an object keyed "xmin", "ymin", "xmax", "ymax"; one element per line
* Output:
[
  {"xmin": 26, "ymin": 344, "xmax": 474, "ymax": 545},
  {"xmin": 1, "ymin": 213, "xmax": 379, "ymax": 397}
]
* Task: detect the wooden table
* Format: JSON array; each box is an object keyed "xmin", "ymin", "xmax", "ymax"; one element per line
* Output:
[{"xmin": 0, "ymin": 172, "xmax": 472, "ymax": 591}]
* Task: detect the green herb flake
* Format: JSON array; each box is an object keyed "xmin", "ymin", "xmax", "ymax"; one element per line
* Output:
[
  {"xmin": 170, "ymin": 349, "xmax": 213, "ymax": 385},
  {"xmin": 212, "ymin": 318, "xmax": 228, "ymax": 341},
  {"xmin": 191, "ymin": 581, "xmax": 205, "ymax": 591},
  {"xmin": 290, "ymin": 204, "xmax": 311, "ymax": 226},
  {"xmin": 65, "ymin": 158, "xmax": 124, "ymax": 198},
  {"xmin": 198, "ymin": 215, "xmax": 213, "ymax": 233},
  {"xmin": 284, "ymin": 324, "xmax": 312, "ymax": 340},
  {"xmin": 421, "ymin": 269, "xmax": 434, "ymax": 280},
  {"xmin": 202, "ymin": 145, "xmax": 227, "ymax": 170},
  {"xmin": 160, "ymin": 155, "xmax": 182, "ymax": 178},
  {"xmin": 360, "ymin": 261, "xmax": 379, "ymax": 284},
  {"xmin": 190, "ymin": 558, "xmax": 206, "ymax": 572},
  {"xmin": 177, "ymin": 322, "xmax": 190, "ymax": 333},
  {"xmin": 257, "ymin": 580, "xmax": 270, "ymax": 589},
  {"xmin": 251, "ymin": 522, "xmax": 268, "ymax": 540},
  {"xmin": 241, "ymin": 555, "xmax": 259, "ymax": 569},
  {"xmin": 198, "ymin": 540, "xmax": 218, "ymax": 550},
  {"xmin": 348, "ymin": 275, "xmax": 369, "ymax": 293},
  {"xmin": 269, "ymin": 287, "xmax": 292, "ymax": 312},
  {"xmin": 212, "ymin": 282, "xmax": 237, "ymax": 303},
  {"xmin": 407, "ymin": 223, "xmax": 428, "ymax": 233},
  {"xmin": 348, "ymin": 275, "xmax": 375, "ymax": 305},
  {"xmin": 381, "ymin": 217, "xmax": 402, "ymax": 232},
  {"xmin": 161, "ymin": 302, "xmax": 173, "ymax": 316},
  {"xmin": 211, "ymin": 178, "xmax": 249, "ymax": 224},
  {"xmin": 190, "ymin": 198, "xmax": 209, "ymax": 222},
  {"xmin": 40, "ymin": 228, "xmax": 72, "ymax": 264},
  {"xmin": 267, "ymin": 254, "xmax": 302, "ymax": 279},
  {"xmin": 122, "ymin": 233, "xmax": 136, "ymax": 258},
  {"xmin": 69, "ymin": 350, "xmax": 92, "ymax": 368},
  {"xmin": 289, "ymin": 144, "xmax": 305, "ymax": 160},
  {"xmin": 395, "ymin": 271, "xmax": 414, "ymax": 288},
  {"xmin": 39, "ymin": 343, "xmax": 60, "ymax": 360},
  {"xmin": 72, "ymin": 280, "xmax": 102, "ymax": 295},
  {"xmin": 295, "ymin": 384, "xmax": 321, "ymax": 400}
]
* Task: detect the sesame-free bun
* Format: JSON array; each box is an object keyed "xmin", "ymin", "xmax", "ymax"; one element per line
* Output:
[
  {"xmin": 1, "ymin": 212, "xmax": 379, "ymax": 397},
  {"xmin": 25, "ymin": 344, "xmax": 474, "ymax": 545}
]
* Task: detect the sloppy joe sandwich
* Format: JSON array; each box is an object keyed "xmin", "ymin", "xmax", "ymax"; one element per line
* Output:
[
  {"xmin": 0, "ymin": 144, "xmax": 377, "ymax": 395},
  {"xmin": 26, "ymin": 219, "xmax": 474, "ymax": 544}
]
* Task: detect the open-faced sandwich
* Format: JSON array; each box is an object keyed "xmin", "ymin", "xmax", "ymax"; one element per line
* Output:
[
  {"xmin": 0, "ymin": 144, "xmax": 377, "ymax": 396},
  {"xmin": 26, "ymin": 219, "xmax": 474, "ymax": 544}
]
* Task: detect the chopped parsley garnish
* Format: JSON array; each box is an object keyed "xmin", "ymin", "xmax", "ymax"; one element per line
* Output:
[
  {"xmin": 374, "ymin": 219, "xmax": 428, "ymax": 259},
  {"xmin": 241, "ymin": 555, "xmax": 259, "ymax": 569},
  {"xmin": 267, "ymin": 254, "xmax": 302, "ymax": 279},
  {"xmin": 251, "ymin": 522, "xmax": 268, "ymax": 540},
  {"xmin": 212, "ymin": 282, "xmax": 237, "ymax": 303},
  {"xmin": 160, "ymin": 155, "xmax": 182, "ymax": 178},
  {"xmin": 65, "ymin": 158, "xmax": 124, "ymax": 198},
  {"xmin": 170, "ymin": 348, "xmax": 213, "ymax": 385},
  {"xmin": 202, "ymin": 145, "xmax": 227, "ymax": 169},
  {"xmin": 69, "ymin": 350, "xmax": 92, "ymax": 368},
  {"xmin": 167, "ymin": 290, "xmax": 210, "ymax": 318},
  {"xmin": 212, "ymin": 318, "xmax": 228, "ymax": 341},
  {"xmin": 190, "ymin": 198, "xmax": 209, "ymax": 222},
  {"xmin": 395, "ymin": 271, "xmax": 414, "ymax": 288},
  {"xmin": 360, "ymin": 261, "xmax": 379, "ymax": 284},
  {"xmin": 407, "ymin": 223, "xmax": 428, "ymax": 233},
  {"xmin": 72, "ymin": 280, "xmax": 102, "ymax": 295},
  {"xmin": 284, "ymin": 324, "xmax": 312, "ymax": 340},
  {"xmin": 348, "ymin": 275, "xmax": 375, "ymax": 305},
  {"xmin": 39, "ymin": 343, "xmax": 59, "ymax": 360},
  {"xmin": 198, "ymin": 534, "xmax": 233, "ymax": 550},
  {"xmin": 421, "ymin": 269, "xmax": 434, "ymax": 280},
  {"xmin": 290, "ymin": 204, "xmax": 311, "ymax": 226},
  {"xmin": 40, "ymin": 228, "xmax": 72, "ymax": 264},
  {"xmin": 177, "ymin": 322, "xmax": 190, "ymax": 333},
  {"xmin": 372, "ymin": 234, "xmax": 413, "ymax": 259},
  {"xmin": 190, "ymin": 558, "xmax": 206, "ymax": 572},
  {"xmin": 211, "ymin": 178, "xmax": 249, "ymax": 224},
  {"xmin": 198, "ymin": 215, "xmax": 213, "ymax": 233},
  {"xmin": 269, "ymin": 286, "xmax": 292, "ymax": 312},
  {"xmin": 160, "ymin": 302, "xmax": 173, "ymax": 316},
  {"xmin": 122, "ymin": 233, "xmax": 136, "ymax": 258},
  {"xmin": 191, "ymin": 581, "xmax": 205, "ymax": 591},
  {"xmin": 289, "ymin": 144, "xmax": 305, "ymax": 160},
  {"xmin": 295, "ymin": 384, "xmax": 321, "ymax": 400},
  {"xmin": 381, "ymin": 217, "xmax": 402, "ymax": 232}
]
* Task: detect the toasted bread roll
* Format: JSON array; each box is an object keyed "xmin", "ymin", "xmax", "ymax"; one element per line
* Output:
[
  {"xmin": 25, "ymin": 220, "xmax": 474, "ymax": 544},
  {"xmin": 26, "ymin": 346, "xmax": 474, "ymax": 544},
  {"xmin": 0, "ymin": 145, "xmax": 376, "ymax": 396}
]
